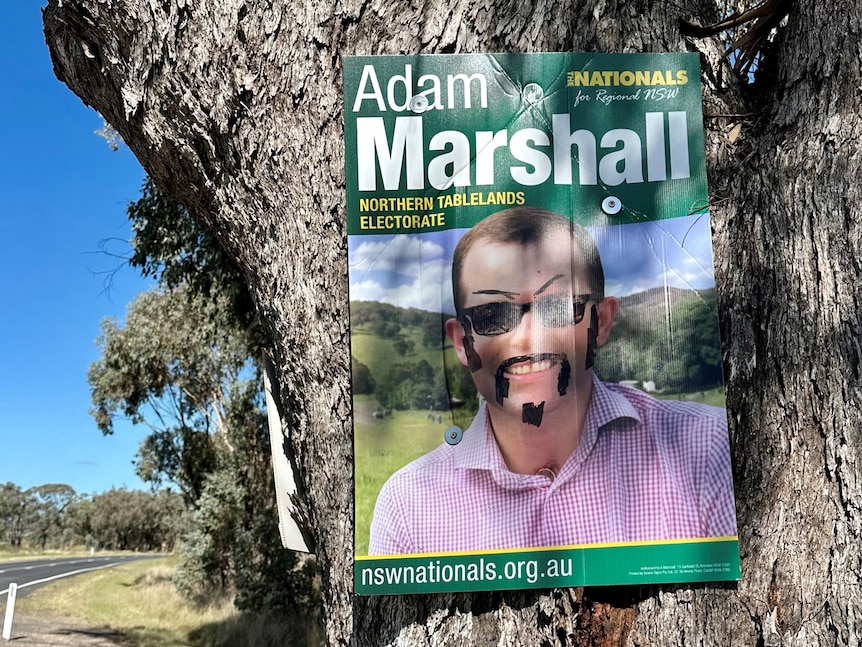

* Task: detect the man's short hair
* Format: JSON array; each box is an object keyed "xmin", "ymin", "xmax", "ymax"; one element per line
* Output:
[{"xmin": 452, "ymin": 207, "xmax": 605, "ymax": 311}]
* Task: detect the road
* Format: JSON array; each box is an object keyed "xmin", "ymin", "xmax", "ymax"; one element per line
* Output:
[{"xmin": 0, "ymin": 555, "xmax": 165, "ymax": 598}]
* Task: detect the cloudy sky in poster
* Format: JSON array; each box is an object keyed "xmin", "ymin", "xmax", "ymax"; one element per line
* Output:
[{"xmin": 347, "ymin": 213, "xmax": 717, "ymax": 314}]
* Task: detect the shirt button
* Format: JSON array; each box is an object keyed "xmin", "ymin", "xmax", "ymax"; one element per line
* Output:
[{"xmin": 536, "ymin": 467, "xmax": 556, "ymax": 481}]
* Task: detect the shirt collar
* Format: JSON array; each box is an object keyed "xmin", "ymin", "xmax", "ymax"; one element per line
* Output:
[{"xmin": 584, "ymin": 374, "xmax": 641, "ymax": 431}]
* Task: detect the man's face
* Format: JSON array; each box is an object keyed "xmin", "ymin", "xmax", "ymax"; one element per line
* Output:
[{"xmin": 446, "ymin": 235, "xmax": 616, "ymax": 425}]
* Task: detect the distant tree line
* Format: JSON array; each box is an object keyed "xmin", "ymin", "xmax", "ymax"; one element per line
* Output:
[
  {"xmin": 376, "ymin": 360, "xmax": 452, "ymax": 411},
  {"xmin": 353, "ymin": 354, "xmax": 478, "ymax": 412},
  {"xmin": 350, "ymin": 300, "xmax": 450, "ymax": 350},
  {"xmin": 596, "ymin": 288, "xmax": 724, "ymax": 392},
  {"xmin": 350, "ymin": 300, "xmax": 478, "ymax": 412},
  {"xmin": 0, "ymin": 482, "xmax": 184, "ymax": 552}
]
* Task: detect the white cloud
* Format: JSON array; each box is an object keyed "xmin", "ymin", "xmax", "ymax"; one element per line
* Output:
[
  {"xmin": 349, "ymin": 234, "xmax": 446, "ymax": 278},
  {"xmin": 348, "ymin": 234, "xmax": 456, "ymax": 312},
  {"xmin": 597, "ymin": 216, "xmax": 716, "ymax": 296},
  {"xmin": 349, "ymin": 261, "xmax": 455, "ymax": 312}
]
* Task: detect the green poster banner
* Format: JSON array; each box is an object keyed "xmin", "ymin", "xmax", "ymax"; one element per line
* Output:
[
  {"xmin": 344, "ymin": 53, "xmax": 740, "ymax": 596},
  {"xmin": 356, "ymin": 538, "xmax": 740, "ymax": 595},
  {"xmin": 344, "ymin": 52, "xmax": 707, "ymax": 234}
]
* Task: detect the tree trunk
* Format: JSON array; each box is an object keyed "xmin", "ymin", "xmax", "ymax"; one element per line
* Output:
[{"xmin": 43, "ymin": 1, "xmax": 862, "ymax": 644}]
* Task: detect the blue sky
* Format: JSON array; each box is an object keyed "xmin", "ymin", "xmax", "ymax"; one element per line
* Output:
[{"xmin": 0, "ymin": 3, "xmax": 153, "ymax": 496}]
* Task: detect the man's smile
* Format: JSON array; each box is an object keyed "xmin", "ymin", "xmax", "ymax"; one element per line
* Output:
[
  {"xmin": 506, "ymin": 358, "xmax": 555, "ymax": 375},
  {"xmin": 494, "ymin": 354, "xmax": 571, "ymax": 407},
  {"xmin": 499, "ymin": 353, "xmax": 565, "ymax": 376}
]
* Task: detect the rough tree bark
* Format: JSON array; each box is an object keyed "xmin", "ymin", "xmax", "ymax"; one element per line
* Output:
[{"xmin": 44, "ymin": 0, "xmax": 861, "ymax": 644}]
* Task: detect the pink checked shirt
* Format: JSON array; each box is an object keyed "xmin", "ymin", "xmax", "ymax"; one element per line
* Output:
[{"xmin": 368, "ymin": 376, "xmax": 738, "ymax": 555}]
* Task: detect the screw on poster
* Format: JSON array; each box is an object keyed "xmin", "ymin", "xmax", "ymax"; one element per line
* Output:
[{"xmin": 343, "ymin": 52, "xmax": 740, "ymax": 595}]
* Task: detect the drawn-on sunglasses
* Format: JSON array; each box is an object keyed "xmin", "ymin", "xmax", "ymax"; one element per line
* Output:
[{"xmin": 460, "ymin": 293, "xmax": 594, "ymax": 336}]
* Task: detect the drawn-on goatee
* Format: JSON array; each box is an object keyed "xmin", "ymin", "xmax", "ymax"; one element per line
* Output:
[{"xmin": 522, "ymin": 401, "xmax": 545, "ymax": 426}]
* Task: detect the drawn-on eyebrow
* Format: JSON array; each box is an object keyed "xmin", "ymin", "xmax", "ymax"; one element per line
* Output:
[
  {"xmin": 534, "ymin": 274, "xmax": 566, "ymax": 296},
  {"xmin": 471, "ymin": 289, "xmax": 519, "ymax": 300}
]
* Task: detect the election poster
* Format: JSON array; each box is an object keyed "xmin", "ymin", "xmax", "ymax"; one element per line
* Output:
[{"xmin": 343, "ymin": 52, "xmax": 741, "ymax": 595}]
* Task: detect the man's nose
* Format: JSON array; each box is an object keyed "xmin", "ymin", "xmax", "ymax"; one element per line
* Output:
[{"xmin": 510, "ymin": 307, "xmax": 537, "ymax": 348}]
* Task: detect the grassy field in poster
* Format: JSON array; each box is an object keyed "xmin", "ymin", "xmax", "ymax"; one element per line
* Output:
[
  {"xmin": 353, "ymin": 405, "xmax": 446, "ymax": 555},
  {"xmin": 351, "ymin": 319, "xmax": 474, "ymax": 554}
]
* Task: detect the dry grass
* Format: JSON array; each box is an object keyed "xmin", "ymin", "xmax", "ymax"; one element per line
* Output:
[{"xmin": 16, "ymin": 557, "xmax": 323, "ymax": 647}]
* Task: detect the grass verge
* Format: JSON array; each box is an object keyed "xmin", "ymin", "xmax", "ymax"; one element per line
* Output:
[{"xmin": 16, "ymin": 557, "xmax": 324, "ymax": 647}]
